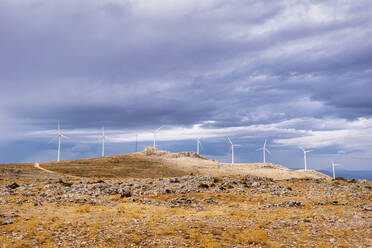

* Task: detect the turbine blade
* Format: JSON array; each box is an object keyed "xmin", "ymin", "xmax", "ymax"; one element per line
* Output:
[
  {"xmin": 265, "ymin": 148, "xmax": 271, "ymax": 154},
  {"xmin": 155, "ymin": 126, "xmax": 163, "ymax": 132},
  {"xmin": 227, "ymin": 136, "xmax": 233, "ymax": 145},
  {"xmin": 256, "ymin": 148, "xmax": 263, "ymax": 151},
  {"xmin": 298, "ymin": 146, "xmax": 304, "ymax": 151}
]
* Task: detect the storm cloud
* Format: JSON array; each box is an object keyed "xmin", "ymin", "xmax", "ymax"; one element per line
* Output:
[{"xmin": 0, "ymin": 0, "xmax": 371, "ymax": 169}]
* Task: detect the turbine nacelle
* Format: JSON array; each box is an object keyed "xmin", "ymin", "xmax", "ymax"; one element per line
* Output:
[{"xmin": 299, "ymin": 146, "xmax": 312, "ymax": 153}]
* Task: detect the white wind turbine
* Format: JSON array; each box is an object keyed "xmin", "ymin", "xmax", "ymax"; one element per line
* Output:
[
  {"xmin": 227, "ymin": 137, "xmax": 240, "ymax": 164},
  {"xmin": 196, "ymin": 137, "xmax": 204, "ymax": 155},
  {"xmin": 50, "ymin": 121, "xmax": 69, "ymax": 162},
  {"xmin": 331, "ymin": 160, "xmax": 341, "ymax": 179},
  {"xmin": 256, "ymin": 139, "xmax": 271, "ymax": 163},
  {"xmin": 299, "ymin": 146, "xmax": 312, "ymax": 171},
  {"xmin": 153, "ymin": 126, "xmax": 163, "ymax": 148},
  {"xmin": 101, "ymin": 126, "xmax": 105, "ymax": 157}
]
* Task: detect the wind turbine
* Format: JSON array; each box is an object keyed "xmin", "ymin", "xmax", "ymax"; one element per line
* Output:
[
  {"xmin": 50, "ymin": 121, "xmax": 69, "ymax": 162},
  {"xmin": 299, "ymin": 146, "xmax": 312, "ymax": 171},
  {"xmin": 196, "ymin": 137, "xmax": 201, "ymax": 154},
  {"xmin": 256, "ymin": 139, "xmax": 271, "ymax": 163},
  {"xmin": 153, "ymin": 126, "xmax": 163, "ymax": 148},
  {"xmin": 101, "ymin": 126, "xmax": 105, "ymax": 157},
  {"xmin": 227, "ymin": 137, "xmax": 240, "ymax": 164},
  {"xmin": 331, "ymin": 160, "xmax": 341, "ymax": 179}
]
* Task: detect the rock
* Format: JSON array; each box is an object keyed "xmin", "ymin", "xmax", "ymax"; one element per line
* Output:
[
  {"xmin": 120, "ymin": 190, "xmax": 131, "ymax": 198},
  {"xmin": 58, "ymin": 179, "xmax": 73, "ymax": 187},
  {"xmin": 251, "ymin": 182, "xmax": 260, "ymax": 188},
  {"xmin": 198, "ymin": 183, "xmax": 209, "ymax": 189},
  {"xmin": 284, "ymin": 201, "xmax": 302, "ymax": 207},
  {"xmin": 1, "ymin": 219, "xmax": 14, "ymax": 225},
  {"xmin": 33, "ymin": 200, "xmax": 43, "ymax": 206},
  {"xmin": 7, "ymin": 182, "xmax": 19, "ymax": 189},
  {"xmin": 203, "ymin": 198, "xmax": 217, "ymax": 204},
  {"xmin": 362, "ymin": 205, "xmax": 372, "ymax": 211},
  {"xmin": 170, "ymin": 178, "xmax": 180, "ymax": 183}
]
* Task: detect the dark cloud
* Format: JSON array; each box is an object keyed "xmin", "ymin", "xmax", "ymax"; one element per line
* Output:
[{"xmin": 0, "ymin": 0, "xmax": 371, "ymax": 169}]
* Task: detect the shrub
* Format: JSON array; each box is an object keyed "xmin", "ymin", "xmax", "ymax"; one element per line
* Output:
[
  {"xmin": 76, "ymin": 204, "xmax": 91, "ymax": 213},
  {"xmin": 236, "ymin": 229, "xmax": 268, "ymax": 245}
]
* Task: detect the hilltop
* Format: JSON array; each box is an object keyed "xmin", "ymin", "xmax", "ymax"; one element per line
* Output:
[{"xmin": 15, "ymin": 147, "xmax": 329, "ymax": 180}]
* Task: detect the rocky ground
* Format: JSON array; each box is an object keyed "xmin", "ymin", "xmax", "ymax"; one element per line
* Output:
[{"xmin": 1, "ymin": 168, "xmax": 371, "ymax": 247}]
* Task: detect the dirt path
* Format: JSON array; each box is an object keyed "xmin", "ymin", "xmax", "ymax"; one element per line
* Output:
[
  {"xmin": 33, "ymin": 163, "xmax": 79, "ymax": 178},
  {"xmin": 34, "ymin": 163, "xmax": 57, "ymax": 174}
]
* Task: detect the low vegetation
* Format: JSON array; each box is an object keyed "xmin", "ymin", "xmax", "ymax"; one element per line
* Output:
[
  {"xmin": 0, "ymin": 151, "xmax": 370, "ymax": 247},
  {"xmin": 41, "ymin": 154, "xmax": 189, "ymax": 178}
]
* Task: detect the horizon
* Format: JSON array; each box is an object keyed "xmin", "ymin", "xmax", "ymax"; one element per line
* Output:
[{"xmin": 0, "ymin": 1, "xmax": 371, "ymax": 171}]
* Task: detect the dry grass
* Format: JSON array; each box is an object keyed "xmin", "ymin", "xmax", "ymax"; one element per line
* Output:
[
  {"xmin": 0, "ymin": 150, "xmax": 370, "ymax": 247},
  {"xmin": 1, "ymin": 186, "xmax": 371, "ymax": 248},
  {"xmin": 41, "ymin": 154, "xmax": 189, "ymax": 178}
]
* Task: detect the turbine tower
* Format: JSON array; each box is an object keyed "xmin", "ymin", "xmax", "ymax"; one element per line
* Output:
[
  {"xmin": 50, "ymin": 121, "xmax": 68, "ymax": 162},
  {"xmin": 299, "ymin": 146, "xmax": 312, "ymax": 171},
  {"xmin": 227, "ymin": 137, "xmax": 240, "ymax": 164},
  {"xmin": 331, "ymin": 160, "xmax": 341, "ymax": 179},
  {"xmin": 101, "ymin": 126, "xmax": 105, "ymax": 157},
  {"xmin": 153, "ymin": 126, "xmax": 163, "ymax": 148},
  {"xmin": 196, "ymin": 137, "xmax": 201, "ymax": 154},
  {"xmin": 256, "ymin": 139, "xmax": 271, "ymax": 163}
]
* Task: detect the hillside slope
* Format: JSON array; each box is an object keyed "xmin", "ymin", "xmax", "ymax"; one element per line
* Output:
[{"xmin": 37, "ymin": 147, "xmax": 330, "ymax": 180}]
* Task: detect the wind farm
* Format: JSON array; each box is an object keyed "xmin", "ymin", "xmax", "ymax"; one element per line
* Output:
[
  {"xmin": 40, "ymin": 123, "xmax": 335, "ymax": 181},
  {"xmin": 44, "ymin": 123, "xmax": 345, "ymax": 180},
  {"xmin": 1, "ymin": 1, "xmax": 372, "ymax": 247}
]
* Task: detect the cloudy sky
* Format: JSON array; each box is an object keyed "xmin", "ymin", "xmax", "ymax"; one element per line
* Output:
[{"xmin": 0, "ymin": 0, "xmax": 371, "ymax": 170}]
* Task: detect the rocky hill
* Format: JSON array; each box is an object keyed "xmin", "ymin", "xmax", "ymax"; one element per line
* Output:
[
  {"xmin": 33, "ymin": 147, "xmax": 330, "ymax": 180},
  {"xmin": 1, "ymin": 148, "xmax": 370, "ymax": 247}
]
